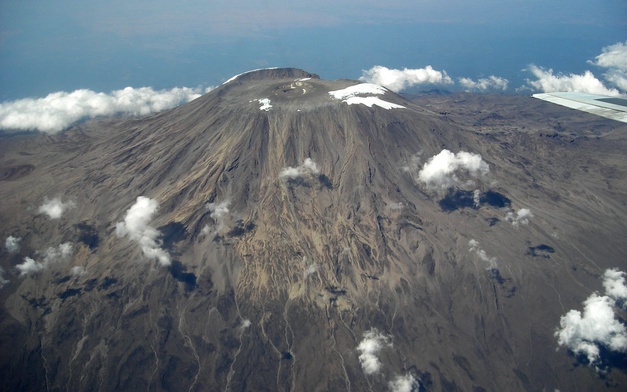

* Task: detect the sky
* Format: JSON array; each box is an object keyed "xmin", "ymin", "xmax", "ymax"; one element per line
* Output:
[{"xmin": 0, "ymin": 0, "xmax": 626, "ymax": 132}]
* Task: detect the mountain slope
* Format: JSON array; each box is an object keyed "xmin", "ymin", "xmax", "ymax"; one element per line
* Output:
[{"xmin": 1, "ymin": 68, "xmax": 626, "ymax": 391}]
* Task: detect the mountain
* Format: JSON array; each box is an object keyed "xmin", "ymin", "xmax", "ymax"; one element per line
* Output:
[{"xmin": 1, "ymin": 68, "xmax": 626, "ymax": 391}]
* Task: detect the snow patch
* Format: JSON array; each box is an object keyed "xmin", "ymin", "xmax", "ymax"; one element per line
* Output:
[
  {"xmin": 222, "ymin": 67, "xmax": 279, "ymax": 84},
  {"xmin": 329, "ymin": 83, "xmax": 405, "ymax": 110},
  {"xmin": 258, "ymin": 98, "xmax": 272, "ymax": 111}
]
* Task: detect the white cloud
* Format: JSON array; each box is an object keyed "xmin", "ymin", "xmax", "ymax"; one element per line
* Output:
[
  {"xmin": 556, "ymin": 268, "xmax": 627, "ymax": 366},
  {"xmin": 388, "ymin": 373, "xmax": 419, "ymax": 392},
  {"xmin": 401, "ymin": 153, "xmax": 422, "ymax": 173},
  {"xmin": 0, "ymin": 266, "xmax": 9, "ymax": 288},
  {"xmin": 602, "ymin": 71, "xmax": 627, "ymax": 92},
  {"xmin": 38, "ymin": 197, "xmax": 74, "ymax": 219},
  {"xmin": 206, "ymin": 200, "xmax": 230, "ymax": 232},
  {"xmin": 16, "ymin": 257, "xmax": 45, "ymax": 276},
  {"xmin": 602, "ymin": 268, "xmax": 627, "ymax": 301},
  {"xmin": 279, "ymin": 158, "xmax": 320, "ymax": 180},
  {"xmin": 417, "ymin": 149, "xmax": 489, "ymax": 189},
  {"xmin": 0, "ymin": 86, "xmax": 211, "ymax": 134},
  {"xmin": 505, "ymin": 208, "xmax": 533, "ymax": 226},
  {"xmin": 71, "ymin": 266, "xmax": 86, "ymax": 276},
  {"xmin": 357, "ymin": 329, "xmax": 391, "ymax": 375},
  {"xmin": 473, "ymin": 189, "xmax": 481, "ymax": 208},
  {"xmin": 5, "ymin": 236, "xmax": 21, "ymax": 253},
  {"xmin": 468, "ymin": 239, "xmax": 498, "ymax": 270},
  {"xmin": 15, "ymin": 242, "xmax": 74, "ymax": 276},
  {"xmin": 115, "ymin": 196, "xmax": 171, "ymax": 266},
  {"xmin": 525, "ymin": 65, "xmax": 622, "ymax": 96},
  {"xmin": 359, "ymin": 65, "xmax": 453, "ymax": 92},
  {"xmin": 589, "ymin": 41, "xmax": 627, "ymax": 92},
  {"xmin": 387, "ymin": 202, "xmax": 404, "ymax": 211},
  {"xmin": 458, "ymin": 75, "xmax": 508, "ymax": 91},
  {"xmin": 304, "ymin": 262, "xmax": 318, "ymax": 278},
  {"xmin": 556, "ymin": 294, "xmax": 627, "ymax": 365},
  {"xmin": 590, "ymin": 41, "xmax": 627, "ymax": 71},
  {"xmin": 42, "ymin": 242, "xmax": 73, "ymax": 264}
]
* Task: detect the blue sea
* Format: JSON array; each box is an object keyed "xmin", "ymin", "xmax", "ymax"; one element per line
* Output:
[{"xmin": 0, "ymin": 22, "xmax": 625, "ymax": 100}]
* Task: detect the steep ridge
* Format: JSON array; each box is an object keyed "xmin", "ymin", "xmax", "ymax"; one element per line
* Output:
[{"xmin": 1, "ymin": 68, "xmax": 626, "ymax": 391}]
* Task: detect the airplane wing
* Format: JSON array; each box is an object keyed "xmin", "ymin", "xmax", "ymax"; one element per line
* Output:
[{"xmin": 532, "ymin": 92, "xmax": 627, "ymax": 123}]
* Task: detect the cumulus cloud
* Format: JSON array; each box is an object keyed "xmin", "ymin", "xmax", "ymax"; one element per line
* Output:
[
  {"xmin": 357, "ymin": 329, "xmax": 391, "ymax": 375},
  {"xmin": 591, "ymin": 41, "xmax": 627, "ymax": 70},
  {"xmin": 602, "ymin": 268, "xmax": 627, "ymax": 302},
  {"xmin": 459, "ymin": 76, "xmax": 509, "ymax": 92},
  {"xmin": 387, "ymin": 202, "xmax": 404, "ymax": 211},
  {"xmin": 38, "ymin": 197, "xmax": 74, "ymax": 219},
  {"xmin": 505, "ymin": 208, "xmax": 533, "ymax": 226},
  {"xmin": 417, "ymin": 149, "xmax": 490, "ymax": 190},
  {"xmin": 15, "ymin": 242, "xmax": 74, "ymax": 276},
  {"xmin": 304, "ymin": 262, "xmax": 318, "ymax": 278},
  {"xmin": 359, "ymin": 65, "xmax": 453, "ymax": 92},
  {"xmin": 71, "ymin": 266, "xmax": 86, "ymax": 276},
  {"xmin": 388, "ymin": 373, "xmax": 419, "ymax": 392},
  {"xmin": 115, "ymin": 196, "xmax": 171, "ymax": 266},
  {"xmin": 468, "ymin": 239, "xmax": 498, "ymax": 270},
  {"xmin": 5, "ymin": 236, "xmax": 21, "ymax": 253},
  {"xmin": 0, "ymin": 86, "xmax": 211, "ymax": 134},
  {"xmin": 589, "ymin": 41, "xmax": 627, "ymax": 92},
  {"xmin": 401, "ymin": 153, "xmax": 422, "ymax": 173},
  {"xmin": 0, "ymin": 266, "xmax": 9, "ymax": 288},
  {"xmin": 206, "ymin": 200, "xmax": 230, "ymax": 232},
  {"xmin": 42, "ymin": 242, "xmax": 73, "ymax": 264},
  {"xmin": 279, "ymin": 158, "xmax": 320, "ymax": 180},
  {"xmin": 16, "ymin": 257, "xmax": 44, "ymax": 276},
  {"xmin": 555, "ymin": 268, "xmax": 627, "ymax": 367},
  {"xmin": 525, "ymin": 65, "xmax": 622, "ymax": 96},
  {"xmin": 556, "ymin": 294, "xmax": 626, "ymax": 365}
]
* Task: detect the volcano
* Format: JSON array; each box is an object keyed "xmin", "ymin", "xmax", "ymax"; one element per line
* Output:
[{"xmin": 1, "ymin": 68, "xmax": 627, "ymax": 391}]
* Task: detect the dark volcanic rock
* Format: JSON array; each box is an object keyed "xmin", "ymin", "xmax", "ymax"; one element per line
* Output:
[{"xmin": 1, "ymin": 68, "xmax": 627, "ymax": 391}]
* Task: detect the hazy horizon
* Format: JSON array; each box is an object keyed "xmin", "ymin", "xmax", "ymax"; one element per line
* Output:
[{"xmin": 1, "ymin": 1, "xmax": 625, "ymax": 133}]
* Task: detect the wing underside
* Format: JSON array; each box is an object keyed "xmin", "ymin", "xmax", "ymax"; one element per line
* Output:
[{"xmin": 533, "ymin": 92, "xmax": 627, "ymax": 123}]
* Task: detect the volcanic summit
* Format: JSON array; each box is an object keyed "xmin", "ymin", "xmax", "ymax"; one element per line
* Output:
[{"xmin": 1, "ymin": 68, "xmax": 627, "ymax": 391}]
